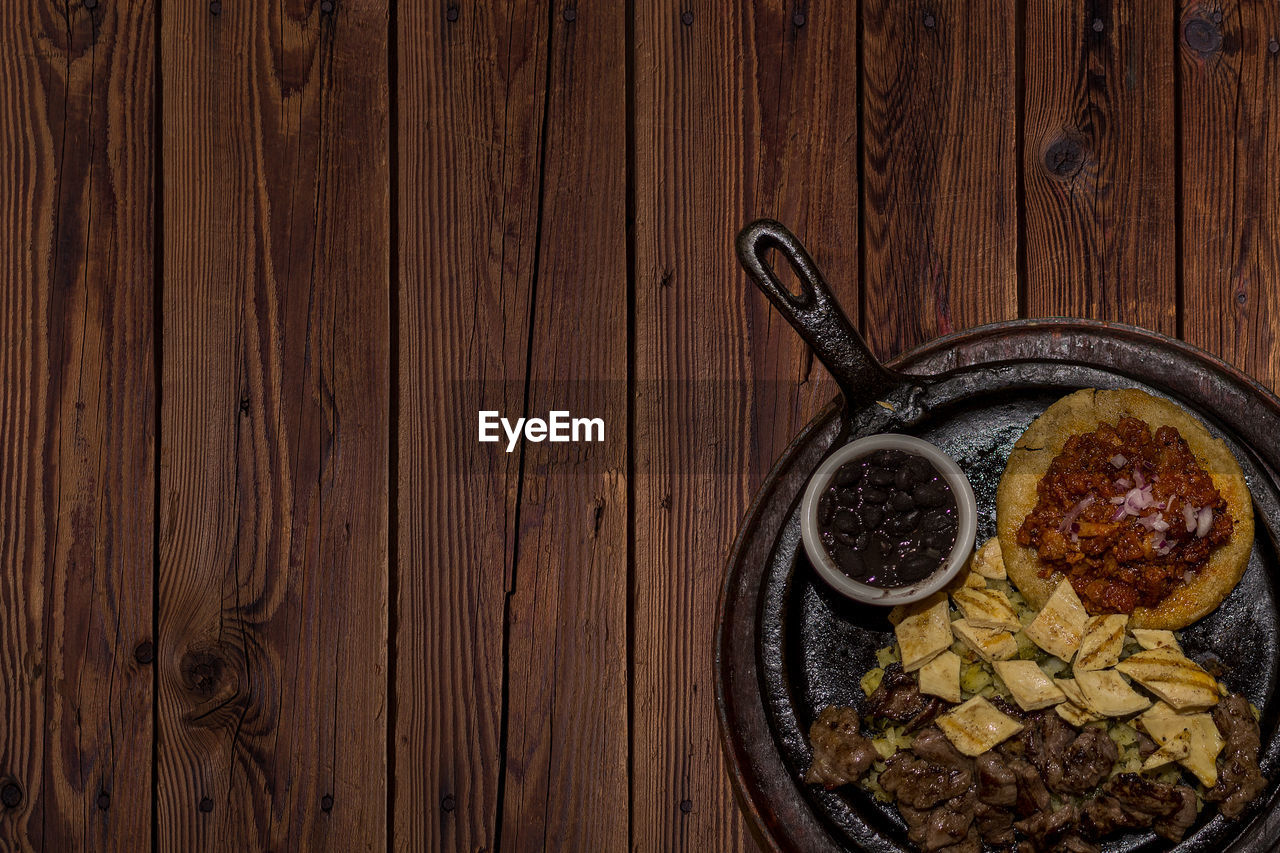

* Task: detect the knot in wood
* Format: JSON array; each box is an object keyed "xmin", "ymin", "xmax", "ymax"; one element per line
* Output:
[
  {"xmin": 1183, "ymin": 18, "xmax": 1221, "ymax": 53},
  {"xmin": 134, "ymin": 641, "xmax": 154, "ymax": 664},
  {"xmin": 181, "ymin": 650, "xmax": 226, "ymax": 697},
  {"xmin": 1, "ymin": 783, "xmax": 22, "ymax": 808},
  {"xmin": 1044, "ymin": 136, "xmax": 1085, "ymax": 178}
]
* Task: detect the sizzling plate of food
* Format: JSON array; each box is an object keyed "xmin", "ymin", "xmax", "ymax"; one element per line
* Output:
[
  {"xmin": 805, "ymin": 539, "xmax": 1268, "ymax": 853},
  {"xmin": 803, "ymin": 389, "xmax": 1267, "ymax": 852}
]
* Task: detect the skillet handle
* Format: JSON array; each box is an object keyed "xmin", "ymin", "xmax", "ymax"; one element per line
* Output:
[{"xmin": 736, "ymin": 219, "xmax": 901, "ymax": 410}]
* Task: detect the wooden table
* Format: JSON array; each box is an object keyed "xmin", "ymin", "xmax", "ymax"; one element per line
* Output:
[{"xmin": 1, "ymin": 1, "xmax": 1276, "ymax": 850}]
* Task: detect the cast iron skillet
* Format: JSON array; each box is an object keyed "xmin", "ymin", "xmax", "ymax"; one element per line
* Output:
[{"xmin": 715, "ymin": 220, "xmax": 1280, "ymax": 853}]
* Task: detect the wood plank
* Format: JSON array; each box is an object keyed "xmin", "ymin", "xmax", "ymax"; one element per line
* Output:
[
  {"xmin": 1178, "ymin": 0, "xmax": 1280, "ymax": 388},
  {"xmin": 862, "ymin": 0, "xmax": 1018, "ymax": 359},
  {"xmin": 634, "ymin": 2, "xmax": 859, "ymax": 849},
  {"xmin": 497, "ymin": 1, "xmax": 629, "ymax": 849},
  {"xmin": 158, "ymin": 2, "xmax": 388, "ymax": 849},
  {"xmin": 0, "ymin": 1, "xmax": 155, "ymax": 849},
  {"xmin": 394, "ymin": 1, "xmax": 548, "ymax": 850},
  {"xmin": 1024, "ymin": 0, "xmax": 1176, "ymax": 331}
]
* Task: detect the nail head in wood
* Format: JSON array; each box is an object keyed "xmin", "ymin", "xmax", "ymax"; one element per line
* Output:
[
  {"xmin": 199, "ymin": 797, "xmax": 214, "ymax": 813},
  {"xmin": 1269, "ymin": 38, "xmax": 1279, "ymax": 55},
  {"xmin": 793, "ymin": 11, "xmax": 805, "ymax": 27},
  {"xmin": 441, "ymin": 794, "xmax": 456, "ymax": 812},
  {"xmin": 922, "ymin": 12, "xmax": 936, "ymax": 29},
  {"xmin": 320, "ymin": 0, "xmax": 334, "ymax": 12},
  {"xmin": 1237, "ymin": 291, "xmax": 1247, "ymax": 305},
  {"xmin": 1183, "ymin": 18, "xmax": 1221, "ymax": 53},
  {"xmin": 321, "ymin": 794, "xmax": 334, "ymax": 812},
  {"xmin": 209, "ymin": 0, "xmax": 221, "ymax": 14},
  {"xmin": 681, "ymin": 10, "xmax": 693, "ymax": 26},
  {"xmin": 1212, "ymin": 11, "xmax": 1223, "ymax": 24},
  {"xmin": 562, "ymin": 7, "xmax": 575, "ymax": 22},
  {"xmin": 1, "ymin": 784, "xmax": 22, "ymax": 808},
  {"xmin": 97, "ymin": 792, "xmax": 110, "ymax": 810},
  {"xmin": 1091, "ymin": 18, "xmax": 1104, "ymax": 33},
  {"xmin": 134, "ymin": 641, "xmax": 154, "ymax": 665},
  {"xmin": 83, "ymin": 0, "xmax": 98, "ymax": 9},
  {"xmin": 445, "ymin": 5, "xmax": 458, "ymax": 22},
  {"xmin": 679, "ymin": 798, "xmax": 693, "ymax": 814}
]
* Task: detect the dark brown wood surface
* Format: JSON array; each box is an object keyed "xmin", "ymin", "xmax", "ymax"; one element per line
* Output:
[{"xmin": 2, "ymin": 1, "xmax": 1280, "ymax": 850}]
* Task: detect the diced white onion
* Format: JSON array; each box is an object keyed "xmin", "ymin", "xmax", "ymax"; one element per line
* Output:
[
  {"xmin": 1110, "ymin": 454, "xmax": 1128, "ymax": 468},
  {"xmin": 1196, "ymin": 507, "xmax": 1213, "ymax": 539}
]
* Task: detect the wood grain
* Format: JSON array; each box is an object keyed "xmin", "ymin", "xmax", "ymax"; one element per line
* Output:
[
  {"xmin": 1024, "ymin": 0, "xmax": 1176, "ymax": 331},
  {"xmin": 0, "ymin": 1, "xmax": 155, "ymax": 849},
  {"xmin": 633, "ymin": 2, "xmax": 859, "ymax": 849},
  {"xmin": 158, "ymin": 1, "xmax": 388, "ymax": 849},
  {"xmin": 497, "ymin": 2, "xmax": 629, "ymax": 848},
  {"xmin": 1178, "ymin": 0, "xmax": 1280, "ymax": 388},
  {"xmin": 395, "ymin": 1, "xmax": 548, "ymax": 850},
  {"xmin": 861, "ymin": 0, "xmax": 1019, "ymax": 359}
]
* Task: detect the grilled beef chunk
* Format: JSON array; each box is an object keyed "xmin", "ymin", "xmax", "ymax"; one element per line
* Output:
[
  {"xmin": 1014, "ymin": 711, "xmax": 1115, "ymax": 796},
  {"xmin": 975, "ymin": 752, "xmax": 1018, "ymax": 807},
  {"xmin": 881, "ymin": 750, "xmax": 971, "ymax": 809},
  {"xmin": 1006, "ymin": 755, "xmax": 1051, "ymax": 817},
  {"xmin": 1206, "ymin": 692, "xmax": 1267, "ymax": 819},
  {"xmin": 911, "ymin": 727, "xmax": 973, "ymax": 774},
  {"xmin": 1154, "ymin": 785, "xmax": 1198, "ymax": 843},
  {"xmin": 973, "ymin": 799, "xmax": 1016, "ymax": 846},
  {"xmin": 1015, "ymin": 803, "xmax": 1077, "ymax": 849},
  {"xmin": 1055, "ymin": 726, "xmax": 1117, "ymax": 794},
  {"xmin": 867, "ymin": 664, "xmax": 946, "ymax": 730},
  {"xmin": 1081, "ymin": 774, "xmax": 1199, "ymax": 842},
  {"xmin": 804, "ymin": 706, "xmax": 878, "ymax": 788},
  {"xmin": 899, "ymin": 790, "xmax": 978, "ymax": 852}
]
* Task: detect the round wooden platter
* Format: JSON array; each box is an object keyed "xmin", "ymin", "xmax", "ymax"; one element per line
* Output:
[{"xmin": 715, "ymin": 318, "xmax": 1280, "ymax": 853}]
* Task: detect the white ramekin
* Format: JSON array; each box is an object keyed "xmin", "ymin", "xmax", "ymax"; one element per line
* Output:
[{"xmin": 799, "ymin": 433, "xmax": 977, "ymax": 606}]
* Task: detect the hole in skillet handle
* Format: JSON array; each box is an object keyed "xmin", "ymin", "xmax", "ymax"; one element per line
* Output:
[{"xmin": 735, "ymin": 219, "xmax": 903, "ymax": 415}]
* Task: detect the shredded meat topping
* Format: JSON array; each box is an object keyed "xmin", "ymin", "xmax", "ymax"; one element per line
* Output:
[{"xmin": 1017, "ymin": 417, "xmax": 1233, "ymax": 612}]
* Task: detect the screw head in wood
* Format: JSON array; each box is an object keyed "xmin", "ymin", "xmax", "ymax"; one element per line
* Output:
[
  {"xmin": 1, "ymin": 783, "xmax": 21, "ymax": 808},
  {"xmin": 199, "ymin": 797, "xmax": 214, "ymax": 813},
  {"xmin": 681, "ymin": 10, "xmax": 693, "ymax": 26},
  {"xmin": 134, "ymin": 641, "xmax": 154, "ymax": 664},
  {"xmin": 1184, "ymin": 18, "xmax": 1221, "ymax": 53}
]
